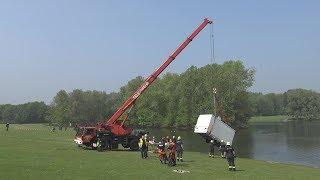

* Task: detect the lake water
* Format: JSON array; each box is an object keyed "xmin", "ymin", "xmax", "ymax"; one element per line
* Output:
[{"xmin": 147, "ymin": 120, "xmax": 320, "ymax": 168}]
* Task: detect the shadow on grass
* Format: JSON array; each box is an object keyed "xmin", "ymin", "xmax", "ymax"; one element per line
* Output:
[
  {"xmin": 79, "ymin": 147, "xmax": 139, "ymax": 153},
  {"xmin": 110, "ymin": 149, "xmax": 137, "ymax": 152},
  {"xmin": 77, "ymin": 147, "xmax": 95, "ymax": 151},
  {"xmin": 175, "ymin": 163, "xmax": 190, "ymax": 167},
  {"xmin": 235, "ymin": 169, "xmax": 245, "ymax": 172},
  {"xmin": 182, "ymin": 160, "xmax": 195, "ymax": 163}
]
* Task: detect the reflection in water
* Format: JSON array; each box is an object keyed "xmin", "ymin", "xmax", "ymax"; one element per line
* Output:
[{"xmin": 147, "ymin": 121, "xmax": 320, "ymax": 168}]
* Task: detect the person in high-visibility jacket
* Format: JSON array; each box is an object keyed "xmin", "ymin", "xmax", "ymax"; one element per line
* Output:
[{"xmin": 139, "ymin": 135, "xmax": 148, "ymax": 159}]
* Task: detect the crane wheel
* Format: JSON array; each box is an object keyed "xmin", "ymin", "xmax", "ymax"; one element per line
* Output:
[{"xmin": 129, "ymin": 139, "xmax": 139, "ymax": 151}]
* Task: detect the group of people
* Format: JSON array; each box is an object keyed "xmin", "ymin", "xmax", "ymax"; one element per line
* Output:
[
  {"xmin": 138, "ymin": 134, "xmax": 236, "ymax": 170},
  {"xmin": 209, "ymin": 139, "xmax": 236, "ymax": 171},
  {"xmin": 138, "ymin": 135, "xmax": 184, "ymax": 167}
]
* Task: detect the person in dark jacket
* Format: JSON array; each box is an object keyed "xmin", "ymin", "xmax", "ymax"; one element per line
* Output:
[
  {"xmin": 224, "ymin": 142, "xmax": 236, "ymax": 171},
  {"xmin": 209, "ymin": 139, "xmax": 215, "ymax": 158},
  {"xmin": 176, "ymin": 136, "xmax": 184, "ymax": 162},
  {"xmin": 5, "ymin": 123, "xmax": 9, "ymax": 131},
  {"xmin": 219, "ymin": 140, "xmax": 226, "ymax": 158}
]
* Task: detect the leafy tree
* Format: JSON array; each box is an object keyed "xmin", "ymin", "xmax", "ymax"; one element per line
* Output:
[
  {"xmin": 286, "ymin": 89, "xmax": 320, "ymax": 120},
  {"xmin": 118, "ymin": 61, "xmax": 255, "ymax": 128},
  {"xmin": 49, "ymin": 90, "xmax": 71, "ymax": 127}
]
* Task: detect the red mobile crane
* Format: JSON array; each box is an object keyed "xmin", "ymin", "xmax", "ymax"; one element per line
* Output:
[{"xmin": 74, "ymin": 18, "xmax": 213, "ymax": 151}]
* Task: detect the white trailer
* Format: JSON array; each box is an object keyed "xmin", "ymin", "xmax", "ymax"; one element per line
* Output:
[{"xmin": 194, "ymin": 114, "xmax": 236, "ymax": 145}]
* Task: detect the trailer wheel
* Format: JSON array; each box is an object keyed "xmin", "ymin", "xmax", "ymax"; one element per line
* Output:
[{"xmin": 129, "ymin": 139, "xmax": 139, "ymax": 151}]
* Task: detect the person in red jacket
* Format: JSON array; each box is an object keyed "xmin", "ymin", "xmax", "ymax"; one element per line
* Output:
[
  {"xmin": 157, "ymin": 137, "xmax": 167, "ymax": 164},
  {"xmin": 167, "ymin": 138, "xmax": 176, "ymax": 166}
]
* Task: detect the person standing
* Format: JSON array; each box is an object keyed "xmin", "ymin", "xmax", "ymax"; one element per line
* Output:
[
  {"xmin": 144, "ymin": 135, "xmax": 149, "ymax": 158},
  {"xmin": 209, "ymin": 140, "xmax": 215, "ymax": 158},
  {"xmin": 157, "ymin": 138, "xmax": 167, "ymax": 164},
  {"xmin": 172, "ymin": 136, "xmax": 176, "ymax": 142},
  {"xmin": 167, "ymin": 138, "xmax": 176, "ymax": 166},
  {"xmin": 149, "ymin": 136, "xmax": 155, "ymax": 144},
  {"xmin": 138, "ymin": 135, "xmax": 146, "ymax": 159},
  {"xmin": 149, "ymin": 136, "xmax": 156, "ymax": 153},
  {"xmin": 164, "ymin": 136, "xmax": 170, "ymax": 153},
  {"xmin": 219, "ymin": 140, "xmax": 226, "ymax": 158},
  {"xmin": 176, "ymin": 136, "xmax": 184, "ymax": 162},
  {"xmin": 166, "ymin": 136, "xmax": 170, "ymax": 143},
  {"xmin": 5, "ymin": 123, "xmax": 9, "ymax": 131},
  {"xmin": 224, "ymin": 142, "xmax": 236, "ymax": 171},
  {"xmin": 141, "ymin": 135, "xmax": 149, "ymax": 158}
]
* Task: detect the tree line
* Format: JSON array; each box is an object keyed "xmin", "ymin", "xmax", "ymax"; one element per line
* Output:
[
  {"xmin": 0, "ymin": 102, "xmax": 48, "ymax": 124},
  {"xmin": 1, "ymin": 61, "xmax": 319, "ymax": 127},
  {"xmin": 248, "ymin": 92, "xmax": 286, "ymax": 116},
  {"xmin": 248, "ymin": 89, "xmax": 320, "ymax": 120},
  {"xmin": 44, "ymin": 61, "xmax": 255, "ymax": 128}
]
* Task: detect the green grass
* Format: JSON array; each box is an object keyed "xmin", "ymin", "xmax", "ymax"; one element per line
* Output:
[
  {"xmin": 0, "ymin": 124, "xmax": 319, "ymax": 180},
  {"xmin": 249, "ymin": 115, "xmax": 289, "ymax": 123}
]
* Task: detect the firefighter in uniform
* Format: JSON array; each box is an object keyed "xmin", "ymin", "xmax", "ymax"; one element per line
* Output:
[
  {"xmin": 139, "ymin": 135, "xmax": 148, "ymax": 159},
  {"xmin": 138, "ymin": 136, "xmax": 143, "ymax": 158},
  {"xmin": 219, "ymin": 140, "xmax": 226, "ymax": 158},
  {"xmin": 157, "ymin": 137, "xmax": 167, "ymax": 164},
  {"xmin": 176, "ymin": 136, "xmax": 184, "ymax": 162},
  {"xmin": 5, "ymin": 123, "xmax": 9, "ymax": 131},
  {"xmin": 167, "ymin": 138, "xmax": 176, "ymax": 166},
  {"xmin": 209, "ymin": 139, "xmax": 215, "ymax": 157},
  {"xmin": 224, "ymin": 142, "xmax": 236, "ymax": 171},
  {"xmin": 144, "ymin": 134, "xmax": 149, "ymax": 158}
]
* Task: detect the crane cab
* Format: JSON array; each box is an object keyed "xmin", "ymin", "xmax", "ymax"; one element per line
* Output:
[{"xmin": 74, "ymin": 126, "xmax": 97, "ymax": 148}]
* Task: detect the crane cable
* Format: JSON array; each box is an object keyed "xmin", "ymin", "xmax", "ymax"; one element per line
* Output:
[{"xmin": 209, "ymin": 23, "xmax": 215, "ymax": 64}]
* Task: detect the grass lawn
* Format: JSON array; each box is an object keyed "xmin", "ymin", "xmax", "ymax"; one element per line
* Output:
[
  {"xmin": 0, "ymin": 124, "xmax": 319, "ymax": 180},
  {"xmin": 249, "ymin": 115, "xmax": 289, "ymax": 123}
]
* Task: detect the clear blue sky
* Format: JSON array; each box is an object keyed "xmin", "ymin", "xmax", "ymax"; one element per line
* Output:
[{"xmin": 0, "ymin": 0, "xmax": 319, "ymax": 104}]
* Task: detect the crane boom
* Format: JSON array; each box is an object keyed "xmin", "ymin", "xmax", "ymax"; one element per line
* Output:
[{"xmin": 107, "ymin": 18, "xmax": 213, "ymax": 126}]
